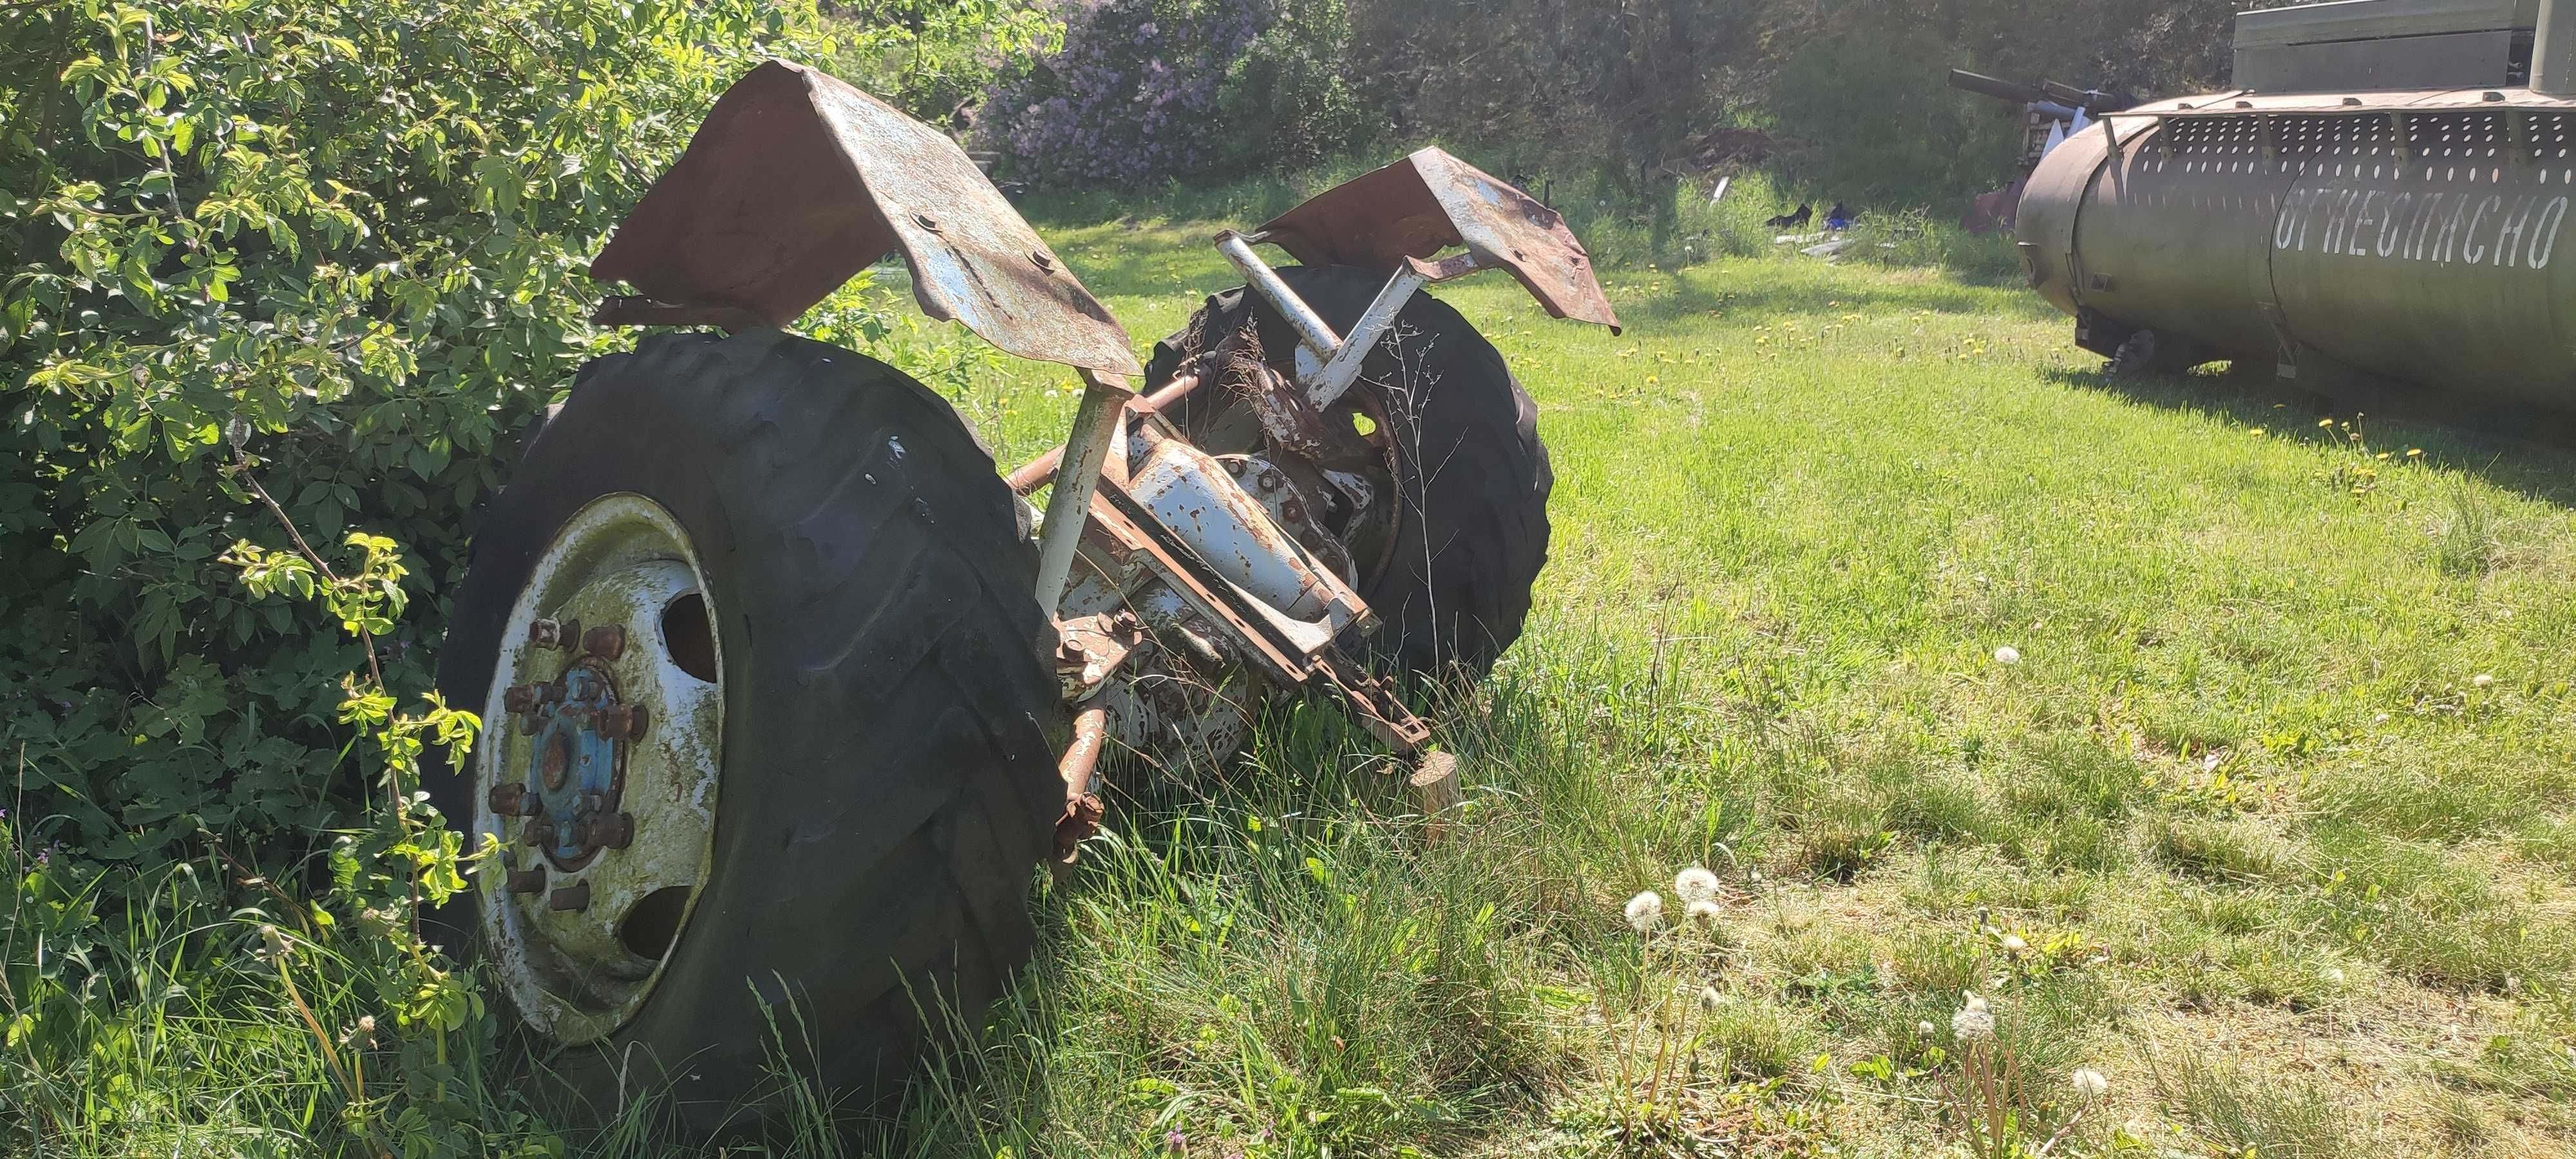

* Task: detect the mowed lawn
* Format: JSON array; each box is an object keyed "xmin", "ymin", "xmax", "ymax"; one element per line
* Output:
[{"xmin": 880, "ymin": 215, "xmax": 2576, "ymax": 1158}]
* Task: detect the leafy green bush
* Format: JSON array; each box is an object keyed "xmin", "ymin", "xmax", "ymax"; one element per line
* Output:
[
  {"xmin": 0, "ymin": 0, "xmax": 815, "ymax": 872},
  {"xmin": 824, "ymin": 0, "xmax": 1063, "ymax": 122},
  {"xmin": 1213, "ymin": 0, "xmax": 1372, "ymax": 174},
  {"xmin": 1768, "ymin": 34, "xmax": 2022, "ymax": 209},
  {"xmin": 0, "ymin": 1, "xmax": 1054, "ymax": 1147}
]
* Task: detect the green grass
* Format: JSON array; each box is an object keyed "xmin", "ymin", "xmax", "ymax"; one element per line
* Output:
[{"xmin": 19, "ymin": 203, "xmax": 2576, "ymax": 1155}]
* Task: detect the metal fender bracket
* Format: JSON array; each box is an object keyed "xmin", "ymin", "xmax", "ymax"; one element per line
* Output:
[
  {"xmin": 1083, "ymin": 479, "xmax": 1432, "ymax": 753},
  {"xmin": 1255, "ymin": 147, "xmax": 1622, "ymax": 335},
  {"xmin": 589, "ymin": 59, "xmax": 1141, "ymax": 379}
]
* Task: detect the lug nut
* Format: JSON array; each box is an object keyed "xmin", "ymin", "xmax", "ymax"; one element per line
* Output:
[
  {"xmin": 488, "ymin": 783, "xmax": 540, "ymax": 816},
  {"xmin": 582, "ymin": 623, "xmax": 626, "ymax": 661},
  {"xmin": 594, "ymin": 702, "xmax": 649, "ymax": 742},
  {"xmin": 502, "ymin": 681, "xmax": 561, "ymax": 714},
  {"xmin": 529, "ymin": 617, "xmax": 581, "ymax": 649},
  {"xmin": 582, "ymin": 811, "xmax": 636, "ymax": 851},
  {"xmin": 505, "ymin": 866, "xmax": 547, "ymax": 894},
  {"xmin": 523, "ymin": 817, "xmax": 556, "ymax": 848},
  {"xmin": 547, "ymin": 881, "xmax": 591, "ymax": 912}
]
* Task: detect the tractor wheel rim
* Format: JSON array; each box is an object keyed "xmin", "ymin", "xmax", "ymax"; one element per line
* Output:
[{"xmin": 475, "ymin": 493, "xmax": 723, "ymax": 1044}]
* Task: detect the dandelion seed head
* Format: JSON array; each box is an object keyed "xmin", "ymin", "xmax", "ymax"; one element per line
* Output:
[
  {"xmin": 2070, "ymin": 1068, "xmax": 2108, "ymax": 1099},
  {"xmin": 1952, "ymin": 997, "xmax": 1996, "ymax": 1042},
  {"xmin": 1700, "ymin": 985, "xmax": 1722, "ymax": 1010},
  {"xmin": 1918, "ymin": 1020, "xmax": 1938, "ymax": 1038},
  {"xmin": 2000, "ymin": 933, "xmax": 2029, "ymax": 954},
  {"xmin": 1625, "ymin": 890, "xmax": 1665, "ymax": 932},
  {"xmin": 1674, "ymin": 865, "xmax": 1721, "ymax": 904},
  {"xmin": 1687, "ymin": 899, "xmax": 1723, "ymax": 927},
  {"xmin": 1993, "ymin": 645, "xmax": 2022, "ymax": 665},
  {"xmin": 2474, "ymin": 673, "xmax": 2495, "ymax": 688}
]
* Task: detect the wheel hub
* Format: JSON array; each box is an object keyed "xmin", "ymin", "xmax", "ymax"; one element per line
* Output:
[{"xmin": 477, "ymin": 494, "xmax": 723, "ymax": 1044}]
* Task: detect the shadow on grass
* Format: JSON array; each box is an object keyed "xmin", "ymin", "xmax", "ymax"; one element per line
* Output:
[{"xmin": 2048, "ymin": 362, "xmax": 2576, "ymax": 509}]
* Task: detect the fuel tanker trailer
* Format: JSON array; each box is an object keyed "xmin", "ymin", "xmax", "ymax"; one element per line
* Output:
[{"xmin": 2018, "ymin": 0, "xmax": 2576, "ymax": 410}]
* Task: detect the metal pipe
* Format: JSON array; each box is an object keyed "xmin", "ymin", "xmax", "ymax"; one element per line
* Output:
[
  {"xmin": 1059, "ymin": 704, "xmax": 1110, "ymax": 798},
  {"xmin": 1215, "ymin": 231, "xmax": 1343, "ymax": 358},
  {"xmin": 1050, "ymin": 703, "xmax": 1111, "ymax": 871},
  {"xmin": 1032, "ymin": 368, "xmax": 1130, "ymax": 612},
  {"xmin": 1307, "ymin": 266, "xmax": 1430, "ymax": 409},
  {"xmin": 2537, "ymin": 0, "xmax": 2576, "ymax": 97},
  {"xmin": 1007, "ymin": 368, "xmax": 1206, "ymax": 495}
]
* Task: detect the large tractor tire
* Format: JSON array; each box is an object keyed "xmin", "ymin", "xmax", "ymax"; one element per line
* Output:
[
  {"xmin": 430, "ymin": 329, "xmax": 1064, "ymax": 1126},
  {"xmin": 1145, "ymin": 265, "xmax": 1551, "ymax": 682}
]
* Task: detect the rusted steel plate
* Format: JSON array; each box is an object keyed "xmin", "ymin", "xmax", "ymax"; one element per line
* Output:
[
  {"xmin": 1258, "ymin": 147, "xmax": 1622, "ymax": 334},
  {"xmin": 590, "ymin": 60, "xmax": 1141, "ymax": 377}
]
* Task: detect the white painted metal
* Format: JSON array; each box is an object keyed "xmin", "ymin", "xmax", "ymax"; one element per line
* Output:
[
  {"xmin": 477, "ymin": 493, "xmax": 723, "ymax": 1045},
  {"xmin": 1216, "ymin": 231, "xmax": 1343, "ymax": 357},
  {"xmin": 1307, "ymin": 267, "xmax": 1428, "ymax": 409},
  {"xmin": 1128, "ymin": 437, "xmax": 1344, "ymax": 624},
  {"xmin": 1034, "ymin": 367, "xmax": 1132, "ymax": 613}
]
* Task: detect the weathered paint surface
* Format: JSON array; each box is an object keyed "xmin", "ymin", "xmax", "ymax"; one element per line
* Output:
[
  {"xmin": 477, "ymin": 495, "xmax": 723, "ymax": 1046},
  {"xmin": 589, "ymin": 61, "xmax": 1140, "ymax": 377},
  {"xmin": 2018, "ymin": 88, "xmax": 2576, "ymax": 402},
  {"xmin": 1257, "ymin": 147, "xmax": 1622, "ymax": 334}
]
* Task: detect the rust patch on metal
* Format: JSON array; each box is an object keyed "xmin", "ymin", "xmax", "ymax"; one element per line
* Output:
[
  {"xmin": 1055, "ymin": 612, "xmax": 1145, "ymax": 699},
  {"xmin": 1236, "ymin": 363, "xmax": 1374, "ymax": 471},
  {"xmin": 589, "ymin": 60, "xmax": 1141, "ymax": 377},
  {"xmin": 1257, "ymin": 147, "xmax": 1622, "ymax": 334},
  {"xmin": 1054, "ymin": 704, "xmax": 1112, "ymax": 862}
]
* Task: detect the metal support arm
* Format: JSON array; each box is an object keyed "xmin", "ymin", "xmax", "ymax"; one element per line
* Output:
[{"xmin": 1032, "ymin": 368, "xmax": 1133, "ymax": 613}]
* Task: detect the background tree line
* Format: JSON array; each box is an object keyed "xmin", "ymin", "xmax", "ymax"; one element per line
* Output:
[{"xmin": 837, "ymin": 0, "xmax": 2269, "ymax": 209}]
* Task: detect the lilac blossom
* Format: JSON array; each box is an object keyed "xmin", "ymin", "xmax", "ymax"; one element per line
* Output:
[{"xmin": 975, "ymin": 0, "xmax": 1270, "ymax": 186}]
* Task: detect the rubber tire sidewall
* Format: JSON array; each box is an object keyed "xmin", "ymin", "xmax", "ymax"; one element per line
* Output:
[
  {"xmin": 1145, "ymin": 265, "xmax": 1553, "ymax": 682},
  {"xmin": 432, "ymin": 329, "xmax": 1065, "ymax": 1126}
]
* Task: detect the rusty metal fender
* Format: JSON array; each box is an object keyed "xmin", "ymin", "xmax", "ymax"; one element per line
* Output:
[
  {"xmin": 1256, "ymin": 147, "xmax": 1622, "ymax": 334},
  {"xmin": 589, "ymin": 60, "xmax": 1141, "ymax": 378}
]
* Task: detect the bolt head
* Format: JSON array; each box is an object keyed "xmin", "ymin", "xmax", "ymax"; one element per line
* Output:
[
  {"xmin": 528, "ymin": 617, "xmax": 581, "ymax": 649},
  {"xmin": 502, "ymin": 681, "xmax": 560, "ymax": 715},
  {"xmin": 504, "ymin": 866, "xmax": 547, "ymax": 894},
  {"xmin": 581, "ymin": 624, "xmax": 626, "ymax": 661},
  {"xmin": 593, "ymin": 703, "xmax": 649, "ymax": 742},
  {"xmin": 522, "ymin": 818, "xmax": 556, "ymax": 848},
  {"xmin": 547, "ymin": 881, "xmax": 591, "ymax": 912},
  {"xmin": 488, "ymin": 783, "xmax": 539, "ymax": 816},
  {"xmin": 589, "ymin": 811, "xmax": 636, "ymax": 850}
]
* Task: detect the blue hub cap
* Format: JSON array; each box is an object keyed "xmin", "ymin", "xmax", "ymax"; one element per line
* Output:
[{"xmin": 520, "ymin": 660, "xmax": 627, "ymax": 868}]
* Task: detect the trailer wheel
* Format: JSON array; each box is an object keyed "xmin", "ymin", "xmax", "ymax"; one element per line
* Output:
[
  {"xmin": 431, "ymin": 329, "xmax": 1063, "ymax": 1126},
  {"xmin": 1146, "ymin": 265, "xmax": 1551, "ymax": 681},
  {"xmin": 2108, "ymin": 328, "xmax": 2204, "ymax": 377}
]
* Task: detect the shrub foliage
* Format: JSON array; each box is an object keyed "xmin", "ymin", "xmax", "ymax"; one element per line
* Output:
[{"xmin": 0, "ymin": 0, "xmax": 812, "ymax": 869}]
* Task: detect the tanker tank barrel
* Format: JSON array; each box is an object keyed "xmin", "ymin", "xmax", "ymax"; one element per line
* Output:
[{"xmin": 1948, "ymin": 69, "xmax": 2048, "ymax": 105}]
